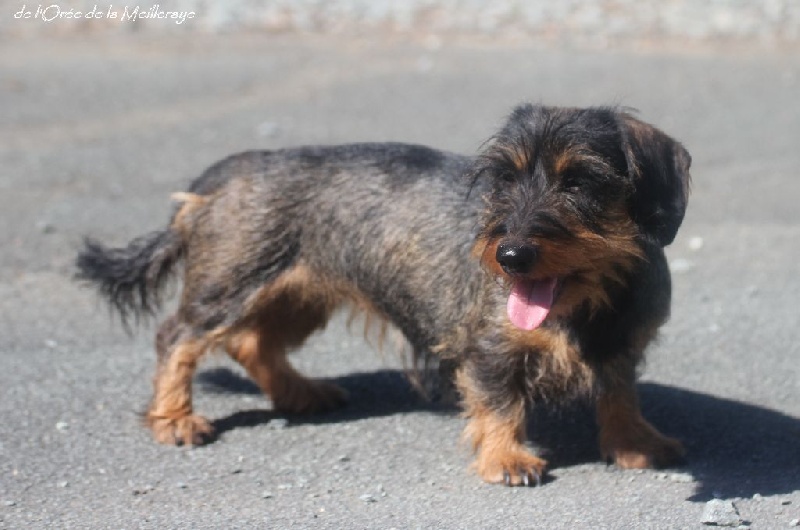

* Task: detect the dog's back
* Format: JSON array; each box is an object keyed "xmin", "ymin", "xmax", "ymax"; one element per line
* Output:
[{"xmin": 178, "ymin": 144, "xmax": 484, "ymax": 349}]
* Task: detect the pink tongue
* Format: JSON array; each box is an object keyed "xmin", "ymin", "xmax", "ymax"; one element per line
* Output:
[{"xmin": 507, "ymin": 278, "xmax": 557, "ymax": 330}]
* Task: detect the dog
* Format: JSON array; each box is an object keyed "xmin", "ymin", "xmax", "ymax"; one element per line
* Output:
[{"xmin": 76, "ymin": 104, "xmax": 691, "ymax": 486}]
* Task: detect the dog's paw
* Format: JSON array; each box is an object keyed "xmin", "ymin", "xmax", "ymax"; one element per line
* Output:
[
  {"xmin": 272, "ymin": 379, "xmax": 348, "ymax": 415},
  {"xmin": 600, "ymin": 423, "xmax": 685, "ymax": 469},
  {"xmin": 148, "ymin": 414, "xmax": 216, "ymax": 446},
  {"xmin": 475, "ymin": 448, "xmax": 548, "ymax": 487}
]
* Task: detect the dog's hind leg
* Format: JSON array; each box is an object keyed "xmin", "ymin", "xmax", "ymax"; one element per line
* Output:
[
  {"xmin": 224, "ymin": 266, "xmax": 348, "ymax": 414},
  {"xmin": 146, "ymin": 314, "xmax": 215, "ymax": 445},
  {"xmin": 226, "ymin": 327, "xmax": 347, "ymax": 415}
]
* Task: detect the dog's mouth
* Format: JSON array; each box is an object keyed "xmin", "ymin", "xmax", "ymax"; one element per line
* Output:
[{"xmin": 506, "ymin": 278, "xmax": 559, "ymax": 331}]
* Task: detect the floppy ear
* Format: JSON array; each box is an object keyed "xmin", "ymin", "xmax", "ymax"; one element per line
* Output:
[{"xmin": 618, "ymin": 113, "xmax": 692, "ymax": 246}]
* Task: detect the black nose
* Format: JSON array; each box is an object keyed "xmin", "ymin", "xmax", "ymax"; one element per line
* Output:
[{"xmin": 495, "ymin": 242, "xmax": 538, "ymax": 275}]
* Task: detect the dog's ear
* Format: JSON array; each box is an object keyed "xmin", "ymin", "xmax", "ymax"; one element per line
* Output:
[{"xmin": 618, "ymin": 113, "xmax": 692, "ymax": 246}]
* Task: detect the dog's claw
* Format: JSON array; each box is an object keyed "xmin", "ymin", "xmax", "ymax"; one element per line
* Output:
[
  {"xmin": 521, "ymin": 468, "xmax": 542, "ymax": 487},
  {"xmin": 503, "ymin": 470, "xmax": 512, "ymax": 486}
]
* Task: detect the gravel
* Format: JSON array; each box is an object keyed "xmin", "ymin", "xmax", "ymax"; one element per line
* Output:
[{"xmin": 701, "ymin": 499, "xmax": 743, "ymax": 527}]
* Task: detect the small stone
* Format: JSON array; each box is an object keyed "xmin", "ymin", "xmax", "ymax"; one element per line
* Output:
[
  {"xmin": 57, "ymin": 481, "xmax": 69, "ymax": 488},
  {"xmin": 4, "ymin": 501, "xmax": 16, "ymax": 507},
  {"xmin": 176, "ymin": 482, "xmax": 187, "ymax": 489},
  {"xmin": 268, "ymin": 418, "xmax": 288, "ymax": 430},
  {"xmin": 231, "ymin": 468, "xmax": 242, "ymax": 475},
  {"xmin": 277, "ymin": 484, "xmax": 292, "ymax": 490},
  {"xmin": 670, "ymin": 258, "xmax": 694, "ymax": 273},
  {"xmin": 262, "ymin": 491, "xmax": 273, "ymax": 499},
  {"xmin": 688, "ymin": 237, "xmax": 704, "ymax": 251},
  {"xmin": 55, "ymin": 421, "xmax": 69, "ymax": 431},
  {"xmin": 701, "ymin": 499, "xmax": 742, "ymax": 527},
  {"xmin": 256, "ymin": 121, "xmax": 280, "ymax": 138},
  {"xmin": 338, "ymin": 455, "xmax": 350, "ymax": 462},
  {"xmin": 132, "ymin": 484, "xmax": 155, "ymax": 495},
  {"xmin": 789, "ymin": 519, "xmax": 799, "ymax": 527},
  {"xmin": 781, "ymin": 500, "xmax": 792, "ymax": 505},
  {"xmin": 669, "ymin": 472, "xmax": 695, "ymax": 483},
  {"xmin": 752, "ymin": 493, "xmax": 763, "ymax": 501},
  {"xmin": 359, "ymin": 493, "xmax": 377, "ymax": 503}
]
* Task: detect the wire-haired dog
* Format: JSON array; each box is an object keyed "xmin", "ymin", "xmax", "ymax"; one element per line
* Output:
[{"xmin": 76, "ymin": 104, "xmax": 691, "ymax": 486}]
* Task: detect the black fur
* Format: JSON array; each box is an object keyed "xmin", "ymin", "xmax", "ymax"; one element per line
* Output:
[{"xmin": 76, "ymin": 230, "xmax": 183, "ymax": 327}]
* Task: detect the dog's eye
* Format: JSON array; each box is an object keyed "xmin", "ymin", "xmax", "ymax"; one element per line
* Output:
[
  {"xmin": 561, "ymin": 173, "xmax": 582, "ymax": 192},
  {"xmin": 498, "ymin": 171, "xmax": 516, "ymax": 183},
  {"xmin": 561, "ymin": 166, "xmax": 597, "ymax": 193}
]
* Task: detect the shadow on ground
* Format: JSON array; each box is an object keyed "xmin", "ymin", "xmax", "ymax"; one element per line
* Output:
[
  {"xmin": 198, "ymin": 367, "xmax": 456, "ymax": 434},
  {"xmin": 197, "ymin": 367, "xmax": 800, "ymax": 501}
]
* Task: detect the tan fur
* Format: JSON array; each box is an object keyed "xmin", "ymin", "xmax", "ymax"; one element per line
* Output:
[
  {"xmin": 147, "ymin": 338, "xmax": 213, "ymax": 445},
  {"xmin": 170, "ymin": 192, "xmax": 209, "ymax": 233},
  {"xmin": 227, "ymin": 264, "xmax": 350, "ymax": 413},
  {"xmin": 474, "ymin": 218, "xmax": 644, "ymax": 320},
  {"xmin": 500, "ymin": 144, "xmax": 531, "ymax": 173},
  {"xmin": 503, "ymin": 323, "xmax": 596, "ymax": 398},
  {"xmin": 457, "ymin": 374, "xmax": 547, "ymax": 486},
  {"xmin": 144, "ymin": 263, "xmax": 401, "ymax": 444},
  {"xmin": 225, "ymin": 328, "xmax": 346, "ymax": 414},
  {"xmin": 596, "ymin": 387, "xmax": 685, "ymax": 469}
]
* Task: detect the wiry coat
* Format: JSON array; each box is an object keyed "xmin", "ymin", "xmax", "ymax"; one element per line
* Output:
[{"xmin": 76, "ymin": 105, "xmax": 691, "ymax": 486}]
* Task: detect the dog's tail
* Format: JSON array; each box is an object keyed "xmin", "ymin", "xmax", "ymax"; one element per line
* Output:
[{"xmin": 75, "ymin": 227, "xmax": 184, "ymax": 328}]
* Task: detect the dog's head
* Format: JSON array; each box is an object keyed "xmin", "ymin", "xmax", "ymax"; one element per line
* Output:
[{"xmin": 472, "ymin": 104, "xmax": 691, "ymax": 330}]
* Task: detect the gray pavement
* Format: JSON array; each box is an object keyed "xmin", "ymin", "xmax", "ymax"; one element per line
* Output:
[{"xmin": 0, "ymin": 34, "xmax": 799, "ymax": 529}]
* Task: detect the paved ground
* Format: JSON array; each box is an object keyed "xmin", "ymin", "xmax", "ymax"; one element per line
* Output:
[{"xmin": 0, "ymin": 34, "xmax": 798, "ymax": 529}]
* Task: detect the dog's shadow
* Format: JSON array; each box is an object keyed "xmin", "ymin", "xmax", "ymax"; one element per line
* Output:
[
  {"xmin": 198, "ymin": 367, "xmax": 800, "ymax": 501},
  {"xmin": 198, "ymin": 367, "xmax": 456, "ymax": 432}
]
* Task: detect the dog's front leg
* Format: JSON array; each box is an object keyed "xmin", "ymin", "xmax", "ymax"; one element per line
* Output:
[
  {"xmin": 456, "ymin": 359, "xmax": 546, "ymax": 486},
  {"xmin": 596, "ymin": 365, "xmax": 685, "ymax": 469}
]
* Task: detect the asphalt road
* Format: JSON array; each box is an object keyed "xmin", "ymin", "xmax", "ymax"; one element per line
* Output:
[{"xmin": 1, "ymin": 34, "xmax": 799, "ymax": 529}]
